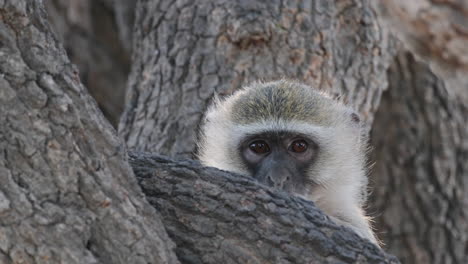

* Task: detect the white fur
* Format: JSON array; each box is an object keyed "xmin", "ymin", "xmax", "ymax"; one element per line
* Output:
[{"xmin": 197, "ymin": 82, "xmax": 378, "ymax": 245}]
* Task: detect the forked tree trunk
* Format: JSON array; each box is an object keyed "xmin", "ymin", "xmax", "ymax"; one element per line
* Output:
[
  {"xmin": 44, "ymin": 0, "xmax": 132, "ymax": 127},
  {"xmin": 370, "ymin": 1, "xmax": 468, "ymax": 263},
  {"xmin": 3, "ymin": 0, "xmax": 467, "ymax": 263},
  {"xmin": 0, "ymin": 1, "xmax": 398, "ymax": 263},
  {"xmin": 369, "ymin": 53, "xmax": 468, "ymax": 264},
  {"xmin": 0, "ymin": 1, "xmax": 178, "ymax": 263},
  {"xmin": 119, "ymin": 0, "xmax": 394, "ymax": 157}
]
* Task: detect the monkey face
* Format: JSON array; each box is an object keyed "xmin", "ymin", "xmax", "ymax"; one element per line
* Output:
[{"xmin": 239, "ymin": 130, "xmax": 318, "ymax": 195}]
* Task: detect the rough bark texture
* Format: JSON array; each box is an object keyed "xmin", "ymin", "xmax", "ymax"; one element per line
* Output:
[
  {"xmin": 374, "ymin": 0, "xmax": 468, "ymax": 76},
  {"xmin": 119, "ymin": 0, "xmax": 394, "ymax": 157},
  {"xmin": 44, "ymin": 0, "xmax": 131, "ymax": 127},
  {"xmin": 369, "ymin": 53, "xmax": 468, "ymax": 264},
  {"xmin": 131, "ymin": 152, "xmax": 400, "ymax": 264},
  {"xmin": 4, "ymin": 0, "xmax": 465, "ymax": 263},
  {"xmin": 0, "ymin": 1, "xmax": 178, "ymax": 263},
  {"xmin": 374, "ymin": 0, "xmax": 468, "ymax": 109}
]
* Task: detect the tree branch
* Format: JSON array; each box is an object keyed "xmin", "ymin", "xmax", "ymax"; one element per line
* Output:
[{"xmin": 130, "ymin": 152, "xmax": 400, "ymax": 264}]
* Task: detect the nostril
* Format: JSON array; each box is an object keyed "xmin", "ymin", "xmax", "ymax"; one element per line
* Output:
[
  {"xmin": 266, "ymin": 175, "xmax": 274, "ymax": 186},
  {"xmin": 265, "ymin": 174, "xmax": 290, "ymax": 189}
]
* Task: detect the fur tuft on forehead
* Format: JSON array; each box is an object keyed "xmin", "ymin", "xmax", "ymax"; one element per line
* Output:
[{"xmin": 228, "ymin": 80, "xmax": 340, "ymax": 126}]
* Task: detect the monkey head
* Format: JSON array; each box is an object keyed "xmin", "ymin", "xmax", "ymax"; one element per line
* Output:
[
  {"xmin": 196, "ymin": 80, "xmax": 377, "ymax": 244},
  {"xmin": 197, "ymin": 80, "xmax": 366, "ymax": 202}
]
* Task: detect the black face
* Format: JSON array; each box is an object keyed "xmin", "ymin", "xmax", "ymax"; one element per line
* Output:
[{"xmin": 239, "ymin": 131, "xmax": 318, "ymax": 195}]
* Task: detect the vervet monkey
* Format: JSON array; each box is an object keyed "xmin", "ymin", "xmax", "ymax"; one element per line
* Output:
[{"xmin": 197, "ymin": 80, "xmax": 378, "ymax": 244}]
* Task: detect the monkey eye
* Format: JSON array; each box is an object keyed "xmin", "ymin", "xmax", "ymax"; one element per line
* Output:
[
  {"xmin": 290, "ymin": 140, "xmax": 308, "ymax": 153},
  {"xmin": 249, "ymin": 140, "xmax": 270, "ymax": 154}
]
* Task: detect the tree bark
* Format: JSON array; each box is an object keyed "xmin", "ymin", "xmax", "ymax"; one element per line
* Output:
[
  {"xmin": 0, "ymin": 1, "xmax": 178, "ymax": 263},
  {"xmin": 369, "ymin": 52, "xmax": 468, "ymax": 264},
  {"xmin": 4, "ymin": 0, "xmax": 465, "ymax": 263},
  {"xmin": 373, "ymin": 0, "xmax": 468, "ymax": 105},
  {"xmin": 119, "ymin": 0, "xmax": 394, "ymax": 157},
  {"xmin": 131, "ymin": 152, "xmax": 399, "ymax": 264},
  {"xmin": 370, "ymin": 1, "xmax": 468, "ymax": 262},
  {"xmin": 374, "ymin": 0, "xmax": 468, "ymax": 77},
  {"xmin": 44, "ymin": 0, "xmax": 131, "ymax": 127}
]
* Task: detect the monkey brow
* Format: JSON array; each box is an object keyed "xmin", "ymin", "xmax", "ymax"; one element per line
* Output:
[
  {"xmin": 230, "ymin": 87, "xmax": 321, "ymax": 124},
  {"xmin": 242, "ymin": 130, "xmax": 311, "ymax": 141}
]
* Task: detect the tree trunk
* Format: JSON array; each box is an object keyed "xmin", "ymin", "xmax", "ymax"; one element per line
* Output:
[
  {"xmin": 369, "ymin": 52, "xmax": 468, "ymax": 264},
  {"xmin": 0, "ymin": 1, "xmax": 178, "ymax": 263},
  {"xmin": 130, "ymin": 152, "xmax": 399, "ymax": 264},
  {"xmin": 4, "ymin": 0, "xmax": 466, "ymax": 263},
  {"xmin": 370, "ymin": 1, "xmax": 468, "ymax": 263},
  {"xmin": 44, "ymin": 0, "xmax": 131, "ymax": 127},
  {"xmin": 374, "ymin": 0, "xmax": 468, "ymax": 78},
  {"xmin": 0, "ymin": 1, "xmax": 400, "ymax": 263},
  {"xmin": 119, "ymin": 0, "xmax": 394, "ymax": 157}
]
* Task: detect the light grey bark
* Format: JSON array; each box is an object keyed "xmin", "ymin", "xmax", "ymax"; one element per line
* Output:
[
  {"xmin": 369, "ymin": 52, "xmax": 468, "ymax": 264},
  {"xmin": 374, "ymin": 0, "xmax": 468, "ymax": 77},
  {"xmin": 119, "ymin": 0, "xmax": 394, "ymax": 157},
  {"xmin": 374, "ymin": 0, "xmax": 468, "ymax": 104},
  {"xmin": 1, "ymin": 1, "xmax": 399, "ymax": 263},
  {"xmin": 370, "ymin": 1, "xmax": 468, "ymax": 262},
  {"xmin": 7, "ymin": 0, "xmax": 466, "ymax": 263},
  {"xmin": 131, "ymin": 152, "xmax": 400, "ymax": 264},
  {"xmin": 0, "ymin": 1, "xmax": 178, "ymax": 263},
  {"xmin": 44, "ymin": 0, "xmax": 131, "ymax": 127}
]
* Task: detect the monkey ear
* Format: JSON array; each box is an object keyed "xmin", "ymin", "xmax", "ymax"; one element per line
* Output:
[
  {"xmin": 350, "ymin": 112, "xmax": 361, "ymax": 124},
  {"xmin": 347, "ymin": 111, "xmax": 363, "ymax": 143},
  {"xmin": 346, "ymin": 110, "xmax": 362, "ymax": 132},
  {"xmin": 215, "ymin": 89, "xmax": 235, "ymax": 101}
]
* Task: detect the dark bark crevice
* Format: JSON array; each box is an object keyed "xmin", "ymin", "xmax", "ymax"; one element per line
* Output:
[{"xmin": 44, "ymin": 0, "xmax": 132, "ymax": 127}]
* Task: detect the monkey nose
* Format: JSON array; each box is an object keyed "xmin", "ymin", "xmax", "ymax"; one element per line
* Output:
[
  {"xmin": 266, "ymin": 170, "xmax": 291, "ymax": 190},
  {"xmin": 267, "ymin": 176, "xmax": 290, "ymax": 189}
]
